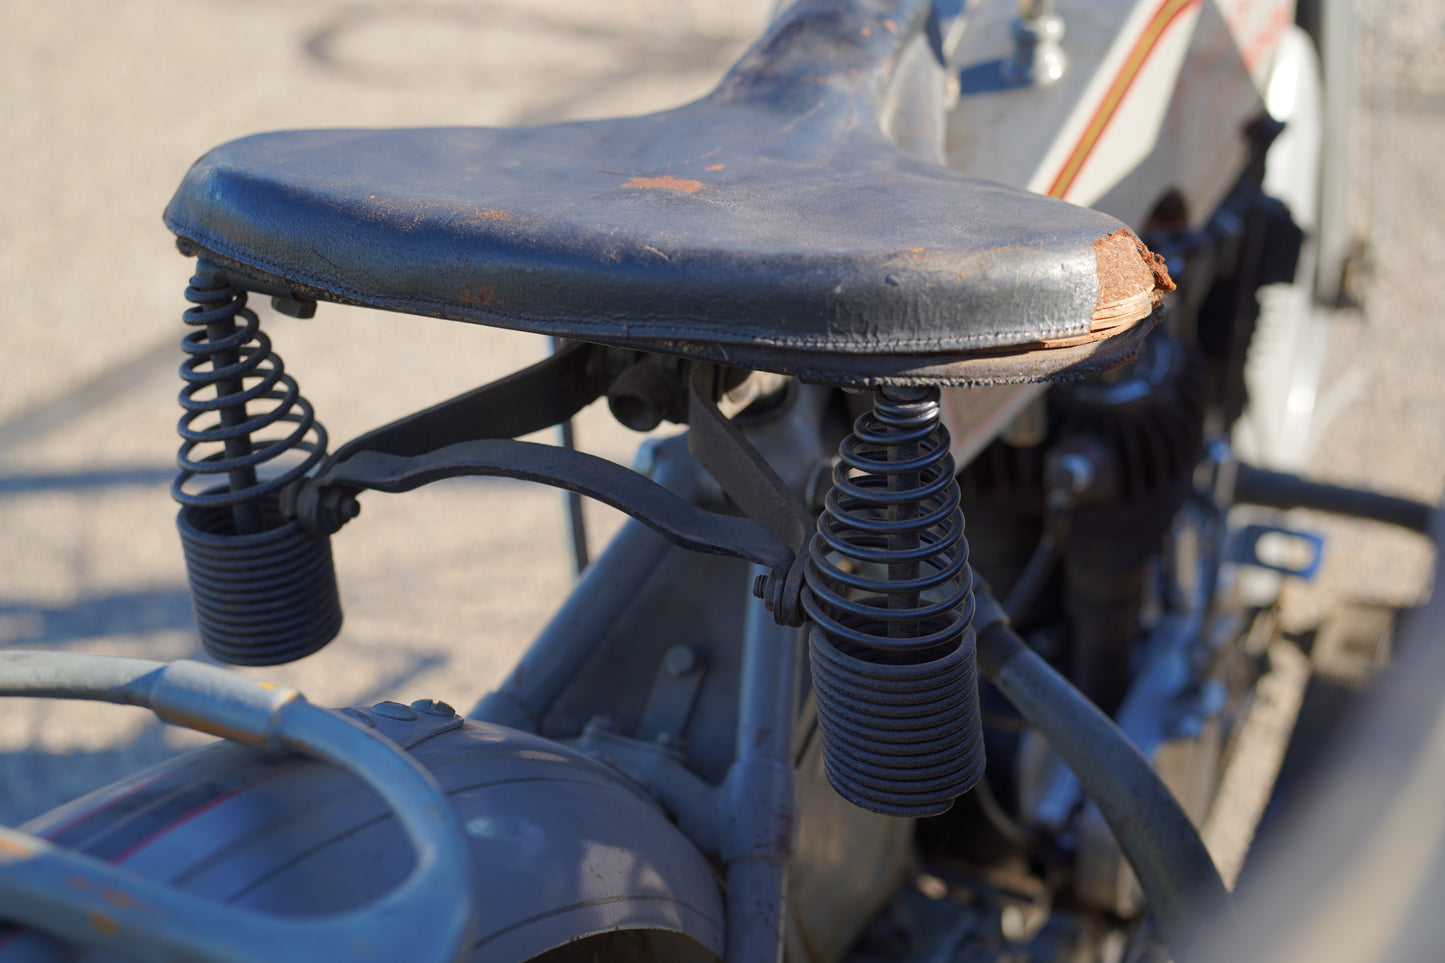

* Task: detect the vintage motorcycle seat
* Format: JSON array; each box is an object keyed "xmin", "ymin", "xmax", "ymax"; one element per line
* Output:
[{"xmin": 164, "ymin": 0, "xmax": 1171, "ymax": 387}]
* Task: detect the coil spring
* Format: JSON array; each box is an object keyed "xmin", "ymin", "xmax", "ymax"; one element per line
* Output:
[
  {"xmin": 802, "ymin": 386, "xmax": 984, "ymax": 816},
  {"xmin": 174, "ymin": 267, "xmax": 342, "ymax": 665}
]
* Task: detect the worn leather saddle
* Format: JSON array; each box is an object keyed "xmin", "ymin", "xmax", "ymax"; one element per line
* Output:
[{"xmin": 165, "ymin": 0, "xmax": 1171, "ymax": 387}]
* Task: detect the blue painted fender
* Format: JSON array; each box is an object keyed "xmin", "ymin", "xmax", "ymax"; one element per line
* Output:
[{"xmin": 0, "ymin": 717, "xmax": 723, "ymax": 962}]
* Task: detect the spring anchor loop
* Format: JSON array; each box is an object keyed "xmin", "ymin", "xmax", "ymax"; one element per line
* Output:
[
  {"xmin": 173, "ymin": 266, "xmax": 342, "ymax": 665},
  {"xmin": 802, "ymin": 386, "xmax": 984, "ymax": 816}
]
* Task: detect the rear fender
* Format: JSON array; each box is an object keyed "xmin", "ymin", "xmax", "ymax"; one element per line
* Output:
[{"xmin": 0, "ymin": 717, "xmax": 723, "ymax": 962}]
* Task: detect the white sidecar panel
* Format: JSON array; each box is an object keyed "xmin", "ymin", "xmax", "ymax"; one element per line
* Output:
[{"xmin": 0, "ymin": 720, "xmax": 723, "ymax": 962}]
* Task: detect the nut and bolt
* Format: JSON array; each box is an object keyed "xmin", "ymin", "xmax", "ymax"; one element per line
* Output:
[{"xmin": 1053, "ymin": 452, "xmax": 1096, "ymax": 494}]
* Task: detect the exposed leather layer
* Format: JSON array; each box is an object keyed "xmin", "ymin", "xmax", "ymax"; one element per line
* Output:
[{"xmin": 165, "ymin": 0, "xmax": 1171, "ymax": 386}]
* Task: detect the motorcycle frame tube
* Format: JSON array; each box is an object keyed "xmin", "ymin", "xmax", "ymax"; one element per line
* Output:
[
  {"xmin": 971, "ymin": 590, "xmax": 1232, "ymax": 963},
  {"xmin": 470, "ymin": 433, "xmax": 701, "ymax": 730},
  {"xmin": 722, "ymin": 572, "xmax": 804, "ymax": 963},
  {"xmin": 472, "ymin": 438, "xmax": 805, "ymax": 962}
]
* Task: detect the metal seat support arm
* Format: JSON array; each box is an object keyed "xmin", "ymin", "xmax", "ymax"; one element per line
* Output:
[{"xmin": 298, "ymin": 437, "xmax": 795, "ymax": 575}]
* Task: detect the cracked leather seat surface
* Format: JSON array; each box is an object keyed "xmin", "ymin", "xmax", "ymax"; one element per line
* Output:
[{"xmin": 165, "ymin": 0, "xmax": 1171, "ymax": 387}]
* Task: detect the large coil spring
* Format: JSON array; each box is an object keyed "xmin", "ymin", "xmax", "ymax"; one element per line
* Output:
[
  {"xmin": 174, "ymin": 267, "xmax": 342, "ymax": 665},
  {"xmin": 802, "ymin": 386, "xmax": 984, "ymax": 816}
]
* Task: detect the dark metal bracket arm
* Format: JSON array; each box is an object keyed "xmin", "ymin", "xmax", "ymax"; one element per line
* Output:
[
  {"xmin": 291, "ymin": 438, "xmax": 795, "ymax": 575},
  {"xmin": 282, "ymin": 353, "xmax": 809, "ymax": 602},
  {"xmin": 685, "ymin": 365, "xmax": 816, "ymax": 625},
  {"xmin": 328, "ymin": 339, "xmax": 604, "ymax": 465},
  {"xmin": 685, "ymin": 365, "xmax": 814, "ymax": 555}
]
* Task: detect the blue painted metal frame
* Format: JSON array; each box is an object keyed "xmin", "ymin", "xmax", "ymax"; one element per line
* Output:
[{"xmin": 0, "ymin": 654, "xmax": 475, "ymax": 963}]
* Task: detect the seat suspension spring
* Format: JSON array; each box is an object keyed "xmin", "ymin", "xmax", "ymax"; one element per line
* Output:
[
  {"xmin": 802, "ymin": 386, "xmax": 984, "ymax": 816},
  {"xmin": 173, "ymin": 265, "xmax": 343, "ymax": 665}
]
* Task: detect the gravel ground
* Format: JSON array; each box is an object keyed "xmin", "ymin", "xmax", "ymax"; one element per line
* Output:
[{"xmin": 0, "ymin": 0, "xmax": 1440, "ymax": 835}]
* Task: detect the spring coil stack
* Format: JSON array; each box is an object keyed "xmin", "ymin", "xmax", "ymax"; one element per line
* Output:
[
  {"xmin": 802, "ymin": 386, "xmax": 984, "ymax": 816},
  {"xmin": 174, "ymin": 265, "xmax": 343, "ymax": 665}
]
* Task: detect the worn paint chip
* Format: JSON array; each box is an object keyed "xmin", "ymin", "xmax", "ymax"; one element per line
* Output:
[
  {"xmin": 624, "ymin": 175, "xmax": 709, "ymax": 194},
  {"xmin": 0, "ymin": 837, "xmax": 32, "ymax": 857},
  {"xmin": 102, "ymin": 888, "xmax": 135, "ymax": 910},
  {"xmin": 458, "ymin": 284, "xmax": 499, "ymax": 307}
]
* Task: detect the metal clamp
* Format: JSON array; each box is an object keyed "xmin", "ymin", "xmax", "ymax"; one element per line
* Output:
[
  {"xmin": 0, "ymin": 653, "xmax": 475, "ymax": 963},
  {"xmin": 1231, "ymin": 522, "xmax": 1325, "ymax": 579}
]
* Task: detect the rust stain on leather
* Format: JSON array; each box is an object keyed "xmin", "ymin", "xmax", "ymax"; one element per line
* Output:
[
  {"xmin": 459, "ymin": 284, "xmax": 500, "ymax": 307},
  {"xmin": 103, "ymin": 888, "xmax": 135, "ymax": 909},
  {"xmin": 0, "ymin": 837, "xmax": 32, "ymax": 857},
  {"xmin": 624, "ymin": 175, "xmax": 709, "ymax": 194},
  {"xmin": 89, "ymin": 911, "xmax": 120, "ymax": 936}
]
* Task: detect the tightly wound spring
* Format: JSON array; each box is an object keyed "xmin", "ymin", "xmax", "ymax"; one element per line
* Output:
[
  {"xmin": 802, "ymin": 386, "xmax": 984, "ymax": 816},
  {"xmin": 174, "ymin": 266, "xmax": 342, "ymax": 665}
]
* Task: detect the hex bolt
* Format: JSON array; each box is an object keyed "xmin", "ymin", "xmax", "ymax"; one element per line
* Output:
[
  {"xmin": 271, "ymin": 294, "xmax": 317, "ymax": 319},
  {"xmin": 1054, "ymin": 452, "xmax": 1096, "ymax": 494},
  {"xmin": 412, "ymin": 698, "xmax": 456, "ymax": 718},
  {"xmin": 664, "ymin": 644, "xmax": 699, "ymax": 678},
  {"xmin": 1005, "ymin": 0, "xmax": 1066, "ymax": 86},
  {"xmin": 371, "ymin": 700, "xmax": 418, "ymax": 721}
]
